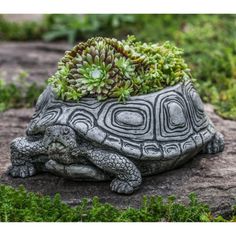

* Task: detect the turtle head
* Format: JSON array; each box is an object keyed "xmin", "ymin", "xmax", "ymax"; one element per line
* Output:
[{"xmin": 43, "ymin": 125, "xmax": 78, "ymax": 164}]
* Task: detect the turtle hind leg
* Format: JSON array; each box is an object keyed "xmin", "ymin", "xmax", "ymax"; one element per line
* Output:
[
  {"xmin": 87, "ymin": 149, "xmax": 142, "ymax": 194},
  {"xmin": 202, "ymin": 132, "xmax": 224, "ymax": 154}
]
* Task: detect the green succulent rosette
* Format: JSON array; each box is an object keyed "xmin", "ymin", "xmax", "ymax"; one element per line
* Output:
[{"xmin": 48, "ymin": 36, "xmax": 192, "ymax": 102}]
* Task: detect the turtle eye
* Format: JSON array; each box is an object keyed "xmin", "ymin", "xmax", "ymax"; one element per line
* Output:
[{"xmin": 62, "ymin": 127, "xmax": 70, "ymax": 135}]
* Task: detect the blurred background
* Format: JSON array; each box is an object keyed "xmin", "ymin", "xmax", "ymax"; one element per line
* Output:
[{"xmin": 0, "ymin": 14, "xmax": 235, "ymax": 120}]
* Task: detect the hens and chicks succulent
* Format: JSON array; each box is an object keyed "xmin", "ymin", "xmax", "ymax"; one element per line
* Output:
[{"xmin": 48, "ymin": 36, "xmax": 192, "ymax": 102}]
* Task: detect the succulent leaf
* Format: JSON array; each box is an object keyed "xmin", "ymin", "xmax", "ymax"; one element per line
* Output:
[{"xmin": 48, "ymin": 36, "xmax": 192, "ymax": 102}]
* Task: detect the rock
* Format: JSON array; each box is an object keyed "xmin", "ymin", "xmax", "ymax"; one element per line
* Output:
[
  {"xmin": 0, "ymin": 105, "xmax": 235, "ymax": 217},
  {"xmin": 0, "ymin": 42, "xmax": 70, "ymax": 85}
]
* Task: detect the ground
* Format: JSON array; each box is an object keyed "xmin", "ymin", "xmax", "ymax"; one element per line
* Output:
[
  {"xmin": 0, "ymin": 42, "xmax": 69, "ymax": 85},
  {"xmin": 0, "ymin": 42, "xmax": 235, "ymax": 218}
]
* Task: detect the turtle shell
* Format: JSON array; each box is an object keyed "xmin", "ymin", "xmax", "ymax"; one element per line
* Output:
[{"xmin": 28, "ymin": 81, "xmax": 215, "ymax": 161}]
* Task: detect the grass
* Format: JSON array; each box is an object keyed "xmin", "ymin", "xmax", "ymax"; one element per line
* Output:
[{"xmin": 0, "ymin": 184, "xmax": 235, "ymax": 222}]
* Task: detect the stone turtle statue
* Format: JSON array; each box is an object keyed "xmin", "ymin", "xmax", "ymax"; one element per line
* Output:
[{"xmin": 9, "ymin": 81, "xmax": 224, "ymax": 194}]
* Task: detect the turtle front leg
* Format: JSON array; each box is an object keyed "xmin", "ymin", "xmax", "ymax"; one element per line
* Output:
[
  {"xmin": 86, "ymin": 148, "xmax": 142, "ymax": 194},
  {"xmin": 202, "ymin": 131, "xmax": 224, "ymax": 154},
  {"xmin": 9, "ymin": 137, "xmax": 47, "ymax": 178}
]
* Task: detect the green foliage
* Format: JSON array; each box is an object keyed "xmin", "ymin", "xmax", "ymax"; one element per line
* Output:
[
  {"xmin": 48, "ymin": 36, "xmax": 191, "ymax": 102},
  {"xmin": 0, "ymin": 71, "xmax": 44, "ymax": 111},
  {"xmin": 168, "ymin": 15, "xmax": 236, "ymax": 120},
  {"xmin": 0, "ymin": 16, "xmax": 43, "ymax": 41},
  {"xmin": 117, "ymin": 194, "xmax": 210, "ymax": 222},
  {"xmin": 0, "ymin": 14, "xmax": 136, "ymax": 43},
  {"xmin": 0, "ymin": 184, "xmax": 235, "ymax": 222},
  {"xmin": 42, "ymin": 14, "xmax": 137, "ymax": 45},
  {"xmin": 42, "ymin": 15, "xmax": 100, "ymax": 45}
]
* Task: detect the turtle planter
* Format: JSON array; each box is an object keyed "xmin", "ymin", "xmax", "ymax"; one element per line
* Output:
[{"xmin": 9, "ymin": 81, "xmax": 224, "ymax": 194}]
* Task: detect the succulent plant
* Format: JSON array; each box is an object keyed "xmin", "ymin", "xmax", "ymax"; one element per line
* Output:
[{"xmin": 48, "ymin": 36, "xmax": 192, "ymax": 102}]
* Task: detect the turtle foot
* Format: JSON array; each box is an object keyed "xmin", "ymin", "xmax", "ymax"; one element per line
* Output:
[
  {"xmin": 110, "ymin": 178, "xmax": 135, "ymax": 194},
  {"xmin": 8, "ymin": 163, "xmax": 36, "ymax": 178},
  {"xmin": 203, "ymin": 132, "xmax": 224, "ymax": 154}
]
